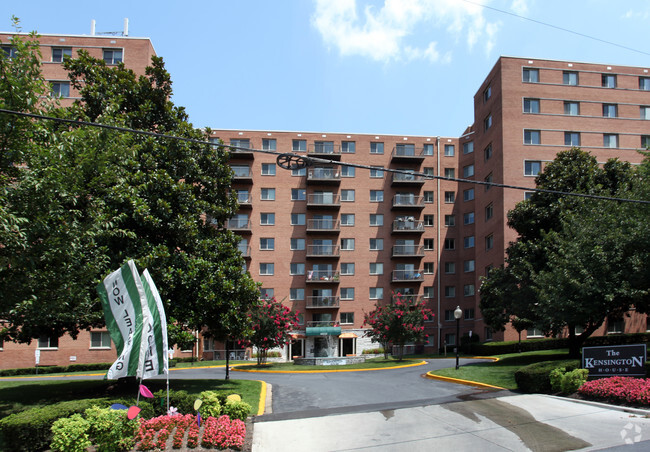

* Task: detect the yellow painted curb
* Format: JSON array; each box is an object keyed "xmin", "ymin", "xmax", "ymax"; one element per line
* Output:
[
  {"xmin": 256, "ymin": 380, "xmax": 266, "ymax": 416},
  {"xmin": 425, "ymin": 372, "xmax": 505, "ymax": 390},
  {"xmin": 231, "ymin": 359, "xmax": 428, "ymax": 374}
]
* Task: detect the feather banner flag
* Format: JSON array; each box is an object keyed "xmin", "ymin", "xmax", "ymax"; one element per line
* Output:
[{"xmin": 140, "ymin": 269, "xmax": 169, "ymax": 378}]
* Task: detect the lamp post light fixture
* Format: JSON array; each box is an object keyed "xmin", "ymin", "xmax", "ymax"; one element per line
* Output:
[{"xmin": 454, "ymin": 305, "xmax": 462, "ymax": 370}]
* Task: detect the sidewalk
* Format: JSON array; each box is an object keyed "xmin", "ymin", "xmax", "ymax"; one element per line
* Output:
[{"xmin": 252, "ymin": 394, "xmax": 650, "ymax": 451}]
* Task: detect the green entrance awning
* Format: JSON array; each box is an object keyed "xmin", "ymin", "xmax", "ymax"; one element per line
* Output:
[{"xmin": 306, "ymin": 326, "xmax": 342, "ymax": 336}]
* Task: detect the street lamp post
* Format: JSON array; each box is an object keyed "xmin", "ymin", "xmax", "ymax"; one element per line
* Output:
[{"xmin": 454, "ymin": 306, "xmax": 462, "ymax": 370}]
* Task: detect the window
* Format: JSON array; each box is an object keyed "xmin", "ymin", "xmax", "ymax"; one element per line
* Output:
[
  {"xmin": 370, "ymin": 168, "xmax": 384, "ymax": 178},
  {"xmin": 259, "ymin": 263, "xmax": 274, "ymax": 275},
  {"xmin": 260, "ymin": 238, "xmax": 275, "ymax": 250},
  {"xmin": 369, "ymin": 287, "xmax": 383, "ymax": 299},
  {"xmin": 342, "ymin": 141, "xmax": 356, "ymax": 153},
  {"xmin": 444, "ymin": 144, "xmax": 455, "ymax": 156},
  {"xmin": 369, "ymin": 263, "xmax": 383, "ymax": 275},
  {"xmin": 292, "ymin": 139, "xmax": 306, "ymax": 152},
  {"xmin": 444, "ymin": 310, "xmax": 456, "ymax": 321},
  {"xmin": 335, "ymin": 189, "xmax": 353, "ymax": 203},
  {"xmin": 369, "ymin": 238, "xmax": 383, "ymax": 251},
  {"xmin": 341, "ymin": 166, "xmax": 355, "ymax": 177},
  {"xmin": 524, "ymin": 130, "xmax": 541, "ymax": 145},
  {"xmin": 463, "ymin": 212, "xmax": 475, "ymax": 225},
  {"xmin": 464, "ymin": 260, "xmax": 475, "ymax": 272},
  {"xmin": 51, "ymin": 82, "xmax": 70, "ymax": 98},
  {"xmin": 261, "ymin": 163, "xmax": 276, "ymax": 175},
  {"xmin": 642, "ymin": 136, "xmax": 650, "ymax": 149},
  {"xmin": 314, "ymin": 141, "xmax": 334, "ymax": 153},
  {"xmin": 464, "ymin": 284, "xmax": 475, "ymax": 296},
  {"xmin": 1, "ymin": 46, "xmax": 16, "ymax": 59},
  {"xmin": 463, "ymin": 235, "xmax": 475, "ymax": 248},
  {"xmin": 260, "ymin": 213, "xmax": 275, "ymax": 225},
  {"xmin": 262, "ymin": 139, "xmax": 276, "ymax": 150},
  {"xmin": 484, "ymin": 144, "xmax": 492, "ymax": 161},
  {"xmin": 464, "ymin": 308, "xmax": 475, "ymax": 320},
  {"xmin": 563, "ymin": 71, "xmax": 578, "ymax": 85},
  {"xmin": 290, "ymin": 263, "xmax": 305, "ymax": 275},
  {"xmin": 444, "ymin": 215, "xmax": 455, "ymax": 227},
  {"xmin": 444, "ymin": 262, "xmax": 455, "ymax": 274},
  {"xmin": 52, "ymin": 47, "xmax": 71, "ymax": 62},
  {"xmin": 423, "ymin": 143, "xmax": 434, "ymax": 155},
  {"xmin": 523, "ymin": 98, "xmax": 540, "ymax": 113},
  {"xmin": 525, "ymin": 161, "xmax": 542, "ymax": 176},
  {"xmin": 522, "ymin": 68, "xmax": 539, "ymax": 83},
  {"xmin": 444, "ymin": 286, "xmax": 456, "ymax": 298},
  {"xmin": 260, "ymin": 288, "xmax": 274, "ymax": 299},
  {"xmin": 640, "ymin": 77, "xmax": 650, "ymax": 91},
  {"xmin": 641, "ymin": 106, "xmax": 650, "ymax": 120},
  {"xmin": 38, "ymin": 336, "xmax": 59, "ymax": 349},
  {"xmin": 290, "ymin": 238, "xmax": 305, "ymax": 250},
  {"xmin": 444, "ymin": 191, "xmax": 455, "ymax": 203},
  {"xmin": 485, "ymin": 234, "xmax": 494, "ymax": 250},
  {"xmin": 607, "ymin": 318, "xmax": 625, "ymax": 334},
  {"xmin": 564, "ymin": 101, "xmax": 580, "ymax": 116},
  {"xmin": 423, "ymin": 191, "xmax": 434, "ymax": 203},
  {"xmin": 341, "ymin": 214, "xmax": 355, "ymax": 226},
  {"xmin": 602, "ymin": 104, "xmax": 618, "ymax": 118},
  {"xmin": 485, "ymin": 173, "xmax": 493, "ymax": 190},
  {"xmin": 485, "ymin": 203, "xmax": 493, "ymax": 220},
  {"xmin": 370, "ymin": 214, "xmax": 383, "ymax": 226},
  {"xmin": 340, "ymin": 263, "xmax": 355, "ymax": 275},
  {"xmin": 485, "ymin": 327, "xmax": 493, "ymax": 341},
  {"xmin": 424, "ymin": 215, "xmax": 434, "ymax": 226},
  {"xmin": 291, "ymin": 188, "xmax": 306, "ymax": 201},
  {"xmin": 341, "ymin": 238, "xmax": 355, "ymax": 250},
  {"xmin": 370, "ymin": 142, "xmax": 384, "ymax": 154},
  {"xmin": 292, "ymin": 167, "xmax": 306, "ymax": 176},
  {"xmin": 424, "ymin": 238, "xmax": 435, "ymax": 250},
  {"xmin": 444, "ymin": 238, "xmax": 455, "ymax": 250},
  {"xmin": 424, "ymin": 262, "xmax": 434, "ymax": 274},
  {"xmin": 340, "ymin": 288, "xmax": 355, "ymax": 300},
  {"xmin": 370, "ymin": 190, "xmax": 384, "ymax": 202},
  {"xmin": 602, "ymin": 74, "xmax": 617, "ymax": 88},
  {"xmin": 483, "ymin": 85, "xmax": 492, "ymax": 101},
  {"xmin": 90, "ymin": 332, "xmax": 111, "ymax": 349},
  {"xmin": 603, "ymin": 134, "xmax": 618, "ymax": 148},
  {"xmin": 103, "ymin": 49, "xmax": 122, "ymax": 64},
  {"xmin": 423, "ymin": 167, "xmax": 434, "ymax": 176},
  {"xmin": 463, "ymin": 165, "xmax": 475, "ymax": 178},
  {"xmin": 564, "ymin": 132, "xmax": 580, "ymax": 146},
  {"xmin": 290, "ymin": 288, "xmax": 305, "ymax": 300},
  {"xmin": 290, "ymin": 214, "xmax": 305, "ymax": 225},
  {"xmin": 463, "ymin": 142, "xmax": 474, "ymax": 154},
  {"xmin": 261, "ymin": 188, "xmax": 275, "ymax": 200},
  {"xmin": 484, "ymin": 114, "xmax": 492, "ymax": 131},
  {"xmin": 340, "ymin": 313, "xmax": 354, "ymax": 324}
]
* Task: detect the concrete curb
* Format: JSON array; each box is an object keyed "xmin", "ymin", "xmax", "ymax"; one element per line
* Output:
[
  {"xmin": 232, "ymin": 359, "xmax": 428, "ymax": 374},
  {"xmin": 256, "ymin": 380, "xmax": 267, "ymax": 416},
  {"xmin": 425, "ymin": 372, "xmax": 506, "ymax": 390},
  {"xmin": 544, "ymin": 394, "xmax": 650, "ymax": 416}
]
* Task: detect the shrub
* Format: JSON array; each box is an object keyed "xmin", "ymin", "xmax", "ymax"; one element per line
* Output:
[
  {"xmin": 50, "ymin": 414, "xmax": 92, "ymax": 452},
  {"xmin": 152, "ymin": 390, "xmax": 194, "ymax": 416},
  {"xmin": 578, "ymin": 376, "xmax": 650, "ymax": 406},
  {"xmin": 514, "ymin": 359, "xmax": 580, "ymax": 393},
  {"xmin": 362, "ymin": 347, "xmax": 384, "ymax": 355},
  {"xmin": 84, "ymin": 406, "xmax": 138, "ymax": 452},
  {"xmin": 549, "ymin": 367, "xmax": 566, "ymax": 392},
  {"xmin": 222, "ymin": 399, "xmax": 252, "ymax": 421},
  {"xmin": 199, "ymin": 391, "xmax": 221, "ymax": 418},
  {"xmin": 561, "ymin": 369, "xmax": 588, "ymax": 394}
]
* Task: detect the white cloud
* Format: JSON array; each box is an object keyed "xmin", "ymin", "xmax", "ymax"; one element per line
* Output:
[
  {"xmin": 311, "ymin": 0, "xmax": 503, "ymax": 63},
  {"xmin": 510, "ymin": 0, "xmax": 530, "ymax": 16}
]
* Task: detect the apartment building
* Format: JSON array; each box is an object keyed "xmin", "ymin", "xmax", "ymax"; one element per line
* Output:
[{"xmin": 1, "ymin": 24, "xmax": 649, "ymax": 367}]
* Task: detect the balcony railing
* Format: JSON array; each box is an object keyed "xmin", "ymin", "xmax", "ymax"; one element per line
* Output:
[
  {"xmin": 390, "ymin": 146, "xmax": 425, "ymax": 161},
  {"xmin": 306, "ymin": 270, "xmax": 340, "ymax": 282},
  {"xmin": 306, "ymin": 219, "xmax": 340, "ymax": 233},
  {"xmin": 391, "ymin": 245, "xmax": 425, "ymax": 257},
  {"xmin": 307, "ymin": 245, "xmax": 340, "ymax": 257},
  {"xmin": 306, "ymin": 321, "xmax": 340, "ymax": 328},
  {"xmin": 392, "ymin": 219, "xmax": 425, "ymax": 232},
  {"xmin": 391, "ymin": 294, "xmax": 424, "ymax": 303},
  {"xmin": 226, "ymin": 218, "xmax": 251, "ymax": 231},
  {"xmin": 392, "ymin": 195, "xmax": 425, "ymax": 209},
  {"xmin": 392, "ymin": 270, "xmax": 424, "ymax": 282},
  {"xmin": 392, "ymin": 173, "xmax": 425, "ymax": 185},
  {"xmin": 308, "ymin": 143, "xmax": 341, "ymax": 157},
  {"xmin": 307, "ymin": 194, "xmax": 341, "ymax": 207},
  {"xmin": 232, "ymin": 168, "xmax": 252, "ymax": 182},
  {"xmin": 237, "ymin": 245, "xmax": 251, "ymax": 257},
  {"xmin": 306, "ymin": 296, "xmax": 341, "ymax": 309},
  {"xmin": 307, "ymin": 168, "xmax": 341, "ymax": 183},
  {"xmin": 236, "ymin": 194, "xmax": 251, "ymax": 207}
]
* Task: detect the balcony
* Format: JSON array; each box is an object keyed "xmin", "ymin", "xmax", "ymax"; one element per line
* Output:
[
  {"xmin": 391, "ymin": 294, "xmax": 424, "ymax": 303},
  {"xmin": 391, "ymin": 195, "xmax": 425, "ymax": 210},
  {"xmin": 306, "ymin": 296, "xmax": 341, "ymax": 309},
  {"xmin": 306, "ymin": 219, "xmax": 340, "ymax": 234},
  {"xmin": 307, "ymin": 244, "xmax": 340, "ymax": 258},
  {"xmin": 390, "ymin": 146, "xmax": 425, "ymax": 163},
  {"xmin": 231, "ymin": 169, "xmax": 253, "ymax": 184},
  {"xmin": 307, "ymin": 193, "xmax": 341, "ymax": 209},
  {"xmin": 391, "ymin": 218, "xmax": 425, "ymax": 234},
  {"xmin": 391, "ymin": 172, "xmax": 426, "ymax": 186},
  {"xmin": 391, "ymin": 245, "xmax": 425, "ymax": 258},
  {"xmin": 226, "ymin": 219, "xmax": 251, "ymax": 233},
  {"xmin": 235, "ymin": 194, "xmax": 252, "ymax": 209},
  {"xmin": 306, "ymin": 270, "xmax": 340, "ymax": 283},
  {"xmin": 392, "ymin": 269, "xmax": 424, "ymax": 282},
  {"xmin": 307, "ymin": 168, "xmax": 341, "ymax": 185},
  {"xmin": 227, "ymin": 147, "xmax": 254, "ymax": 159},
  {"xmin": 237, "ymin": 245, "xmax": 251, "ymax": 258},
  {"xmin": 308, "ymin": 143, "xmax": 341, "ymax": 159}
]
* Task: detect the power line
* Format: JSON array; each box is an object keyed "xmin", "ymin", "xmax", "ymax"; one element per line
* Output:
[{"xmin": 1, "ymin": 107, "xmax": 649, "ymax": 205}]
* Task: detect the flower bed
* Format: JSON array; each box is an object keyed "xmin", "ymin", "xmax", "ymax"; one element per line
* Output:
[
  {"xmin": 578, "ymin": 377, "xmax": 650, "ymax": 407},
  {"xmin": 135, "ymin": 413, "xmax": 246, "ymax": 450}
]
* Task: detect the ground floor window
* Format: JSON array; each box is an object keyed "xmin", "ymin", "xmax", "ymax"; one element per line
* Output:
[{"xmin": 90, "ymin": 331, "xmax": 111, "ymax": 349}]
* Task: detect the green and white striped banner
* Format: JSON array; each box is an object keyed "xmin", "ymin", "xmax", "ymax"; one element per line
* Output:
[{"xmin": 140, "ymin": 269, "xmax": 169, "ymax": 378}]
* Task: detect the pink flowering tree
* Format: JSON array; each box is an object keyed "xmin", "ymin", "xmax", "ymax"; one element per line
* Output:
[
  {"xmin": 363, "ymin": 293, "xmax": 433, "ymax": 360},
  {"xmin": 244, "ymin": 297, "xmax": 299, "ymax": 365}
]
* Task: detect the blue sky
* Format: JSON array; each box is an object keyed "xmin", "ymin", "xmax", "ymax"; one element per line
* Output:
[{"xmin": 6, "ymin": 1, "xmax": 650, "ymax": 137}]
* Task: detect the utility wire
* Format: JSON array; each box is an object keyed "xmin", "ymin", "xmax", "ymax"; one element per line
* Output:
[
  {"xmin": 462, "ymin": 0, "xmax": 650, "ymax": 57},
  {"xmin": 1, "ymin": 108, "xmax": 649, "ymax": 205}
]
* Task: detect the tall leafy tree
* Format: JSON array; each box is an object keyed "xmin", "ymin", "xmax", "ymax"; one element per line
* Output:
[{"xmin": 242, "ymin": 297, "xmax": 299, "ymax": 365}]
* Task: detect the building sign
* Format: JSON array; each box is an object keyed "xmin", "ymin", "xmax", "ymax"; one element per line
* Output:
[{"xmin": 583, "ymin": 344, "xmax": 646, "ymax": 377}]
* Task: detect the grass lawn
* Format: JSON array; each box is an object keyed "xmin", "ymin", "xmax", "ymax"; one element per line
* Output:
[
  {"xmin": 233, "ymin": 357, "xmax": 424, "ymax": 372},
  {"xmin": 0, "ymin": 378, "xmax": 262, "ymax": 419},
  {"xmin": 430, "ymin": 349, "xmax": 576, "ymax": 390}
]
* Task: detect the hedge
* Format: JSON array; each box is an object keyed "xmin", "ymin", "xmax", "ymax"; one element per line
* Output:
[
  {"xmin": 514, "ymin": 359, "xmax": 580, "ymax": 393},
  {"xmin": 0, "ymin": 360, "xmax": 178, "ymax": 377}
]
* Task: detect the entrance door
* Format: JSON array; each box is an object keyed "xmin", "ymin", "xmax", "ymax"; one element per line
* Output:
[
  {"xmin": 340, "ymin": 338, "xmax": 355, "ymax": 356},
  {"xmin": 289, "ymin": 339, "xmax": 304, "ymax": 359}
]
